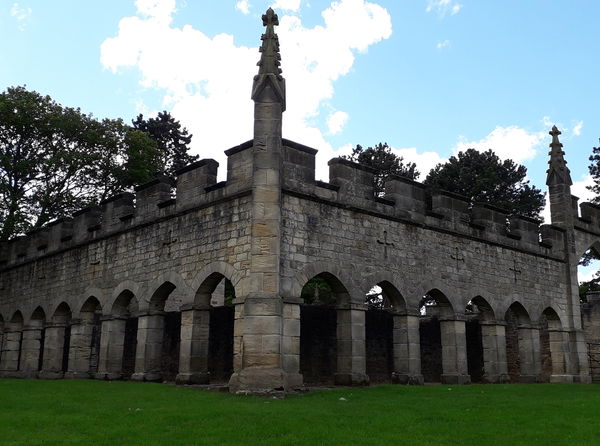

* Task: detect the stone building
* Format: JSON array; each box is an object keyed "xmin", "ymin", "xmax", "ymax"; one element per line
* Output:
[{"xmin": 0, "ymin": 8, "xmax": 598, "ymax": 392}]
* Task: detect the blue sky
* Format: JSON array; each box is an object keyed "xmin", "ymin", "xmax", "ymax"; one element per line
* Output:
[{"xmin": 2, "ymin": 0, "xmax": 600, "ymax": 275}]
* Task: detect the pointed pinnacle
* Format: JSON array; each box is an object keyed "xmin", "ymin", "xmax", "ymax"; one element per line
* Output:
[{"xmin": 546, "ymin": 125, "xmax": 572, "ymax": 186}]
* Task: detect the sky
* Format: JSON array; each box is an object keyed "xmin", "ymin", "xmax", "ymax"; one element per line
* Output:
[{"xmin": 2, "ymin": 0, "xmax": 600, "ymax": 278}]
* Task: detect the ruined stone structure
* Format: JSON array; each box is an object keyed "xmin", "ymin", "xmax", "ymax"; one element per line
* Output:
[{"xmin": 0, "ymin": 9, "xmax": 598, "ymax": 392}]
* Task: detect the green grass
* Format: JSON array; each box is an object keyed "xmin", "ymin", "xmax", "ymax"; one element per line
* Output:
[{"xmin": 1, "ymin": 380, "xmax": 600, "ymax": 446}]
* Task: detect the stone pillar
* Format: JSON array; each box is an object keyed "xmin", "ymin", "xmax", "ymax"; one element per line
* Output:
[
  {"xmin": 176, "ymin": 305, "xmax": 210, "ymax": 385},
  {"xmin": 0, "ymin": 326, "xmax": 22, "ymax": 376},
  {"xmin": 391, "ymin": 311, "xmax": 423, "ymax": 384},
  {"xmin": 19, "ymin": 325, "xmax": 44, "ymax": 378},
  {"xmin": 96, "ymin": 316, "xmax": 127, "ymax": 380},
  {"xmin": 335, "ymin": 306, "xmax": 368, "ymax": 386},
  {"xmin": 570, "ymin": 329, "xmax": 592, "ymax": 383},
  {"xmin": 282, "ymin": 300, "xmax": 303, "ymax": 388},
  {"xmin": 546, "ymin": 328, "xmax": 572, "ymax": 382},
  {"xmin": 480, "ymin": 320, "xmax": 510, "ymax": 383},
  {"xmin": 131, "ymin": 312, "xmax": 165, "ymax": 382},
  {"xmin": 517, "ymin": 324, "xmax": 541, "ymax": 382},
  {"xmin": 65, "ymin": 318, "xmax": 95, "ymax": 379},
  {"xmin": 439, "ymin": 315, "xmax": 471, "ymax": 384},
  {"xmin": 39, "ymin": 323, "xmax": 67, "ymax": 379}
]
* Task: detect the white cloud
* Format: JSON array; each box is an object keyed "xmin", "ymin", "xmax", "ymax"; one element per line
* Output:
[
  {"xmin": 454, "ymin": 125, "xmax": 546, "ymax": 164},
  {"xmin": 426, "ymin": 0, "xmax": 462, "ymax": 18},
  {"xmin": 436, "ymin": 39, "xmax": 450, "ymax": 49},
  {"xmin": 327, "ymin": 111, "xmax": 348, "ymax": 135},
  {"xmin": 235, "ymin": 1, "xmax": 251, "ymax": 14},
  {"xmin": 573, "ymin": 120, "xmax": 584, "ymax": 136},
  {"xmin": 101, "ymin": 0, "xmax": 392, "ymax": 180},
  {"xmin": 389, "ymin": 147, "xmax": 445, "ymax": 179},
  {"xmin": 272, "ymin": 0, "xmax": 302, "ymax": 12},
  {"xmin": 10, "ymin": 2, "xmax": 32, "ymax": 31}
]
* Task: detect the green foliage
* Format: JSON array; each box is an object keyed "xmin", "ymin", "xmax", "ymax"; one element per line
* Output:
[
  {"xmin": 0, "ymin": 86, "xmax": 159, "ymax": 241},
  {"xmin": 587, "ymin": 140, "xmax": 600, "ymax": 205},
  {"xmin": 343, "ymin": 142, "xmax": 419, "ymax": 196},
  {"xmin": 224, "ymin": 279, "xmax": 236, "ymax": 306},
  {"xmin": 301, "ymin": 277, "xmax": 335, "ymax": 305},
  {"xmin": 424, "ymin": 148, "xmax": 545, "ymax": 219},
  {"xmin": 132, "ymin": 111, "xmax": 197, "ymax": 177}
]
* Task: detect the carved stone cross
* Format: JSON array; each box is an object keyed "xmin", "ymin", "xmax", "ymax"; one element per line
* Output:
[
  {"xmin": 377, "ymin": 230, "xmax": 394, "ymax": 259},
  {"xmin": 510, "ymin": 258, "xmax": 522, "ymax": 283},
  {"xmin": 450, "ymin": 247, "xmax": 465, "ymax": 271}
]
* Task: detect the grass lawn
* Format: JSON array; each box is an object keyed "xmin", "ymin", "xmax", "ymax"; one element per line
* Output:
[{"xmin": 1, "ymin": 380, "xmax": 599, "ymax": 446}]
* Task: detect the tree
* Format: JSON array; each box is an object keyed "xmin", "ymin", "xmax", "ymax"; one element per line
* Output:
[
  {"xmin": 0, "ymin": 86, "xmax": 158, "ymax": 241},
  {"xmin": 343, "ymin": 143, "xmax": 419, "ymax": 196},
  {"xmin": 424, "ymin": 149, "xmax": 545, "ymax": 219},
  {"xmin": 587, "ymin": 139, "xmax": 600, "ymax": 204},
  {"xmin": 132, "ymin": 111, "xmax": 197, "ymax": 177}
]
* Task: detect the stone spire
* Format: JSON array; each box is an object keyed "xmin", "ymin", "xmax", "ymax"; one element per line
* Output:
[
  {"xmin": 251, "ymin": 7, "xmax": 286, "ymax": 111},
  {"xmin": 546, "ymin": 125, "xmax": 572, "ymax": 186}
]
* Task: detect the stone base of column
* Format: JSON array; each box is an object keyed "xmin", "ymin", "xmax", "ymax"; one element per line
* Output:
[
  {"xmin": 518, "ymin": 374, "xmax": 542, "ymax": 383},
  {"xmin": 574, "ymin": 374, "xmax": 592, "ymax": 384},
  {"xmin": 334, "ymin": 372, "xmax": 369, "ymax": 387},
  {"xmin": 175, "ymin": 372, "xmax": 210, "ymax": 385},
  {"xmin": 131, "ymin": 372, "xmax": 162, "ymax": 382},
  {"xmin": 20, "ymin": 371, "xmax": 39, "ymax": 379},
  {"xmin": 229, "ymin": 367, "xmax": 300, "ymax": 394},
  {"xmin": 95, "ymin": 372, "xmax": 122, "ymax": 380},
  {"xmin": 391, "ymin": 373, "xmax": 424, "ymax": 385},
  {"xmin": 64, "ymin": 371, "xmax": 92, "ymax": 379},
  {"xmin": 38, "ymin": 371, "xmax": 64, "ymax": 380},
  {"xmin": 482, "ymin": 373, "xmax": 510, "ymax": 384},
  {"xmin": 441, "ymin": 374, "xmax": 471, "ymax": 385}
]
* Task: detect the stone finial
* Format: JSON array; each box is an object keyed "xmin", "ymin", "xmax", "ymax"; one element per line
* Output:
[
  {"xmin": 251, "ymin": 7, "xmax": 286, "ymax": 110},
  {"xmin": 546, "ymin": 125, "xmax": 572, "ymax": 186}
]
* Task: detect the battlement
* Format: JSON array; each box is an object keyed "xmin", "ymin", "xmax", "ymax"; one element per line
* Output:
[
  {"xmin": 281, "ymin": 141, "xmax": 567, "ymax": 259},
  {"xmin": 0, "ymin": 139, "xmax": 259, "ymax": 269}
]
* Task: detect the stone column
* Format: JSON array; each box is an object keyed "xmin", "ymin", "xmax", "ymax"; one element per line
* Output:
[
  {"xmin": 19, "ymin": 325, "xmax": 44, "ymax": 378},
  {"xmin": 0, "ymin": 326, "xmax": 22, "ymax": 377},
  {"xmin": 439, "ymin": 315, "xmax": 471, "ymax": 384},
  {"xmin": 335, "ymin": 306, "xmax": 368, "ymax": 386},
  {"xmin": 570, "ymin": 329, "xmax": 592, "ymax": 383},
  {"xmin": 39, "ymin": 323, "xmax": 67, "ymax": 379},
  {"xmin": 131, "ymin": 312, "xmax": 165, "ymax": 382},
  {"xmin": 517, "ymin": 323, "xmax": 541, "ymax": 382},
  {"xmin": 176, "ymin": 305, "xmax": 210, "ymax": 385},
  {"xmin": 391, "ymin": 311, "xmax": 423, "ymax": 384},
  {"xmin": 282, "ymin": 300, "xmax": 303, "ymax": 389},
  {"xmin": 547, "ymin": 328, "xmax": 572, "ymax": 382},
  {"xmin": 480, "ymin": 320, "xmax": 510, "ymax": 383},
  {"xmin": 96, "ymin": 316, "xmax": 127, "ymax": 380},
  {"xmin": 65, "ymin": 318, "xmax": 95, "ymax": 379}
]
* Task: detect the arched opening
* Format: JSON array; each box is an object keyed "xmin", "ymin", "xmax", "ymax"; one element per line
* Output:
[
  {"xmin": 54, "ymin": 303, "xmax": 72, "ymax": 374},
  {"xmin": 539, "ymin": 307, "xmax": 564, "ymax": 382},
  {"xmin": 505, "ymin": 302, "xmax": 537, "ymax": 382},
  {"xmin": 0, "ymin": 311, "xmax": 24, "ymax": 373},
  {"xmin": 147, "ymin": 282, "xmax": 180, "ymax": 382},
  {"xmin": 68, "ymin": 297, "xmax": 103, "ymax": 377},
  {"xmin": 112, "ymin": 290, "xmax": 139, "ymax": 378},
  {"xmin": 364, "ymin": 281, "xmax": 405, "ymax": 384},
  {"xmin": 419, "ymin": 289, "xmax": 453, "ymax": 383},
  {"xmin": 579, "ymin": 244, "xmax": 600, "ymax": 382},
  {"xmin": 464, "ymin": 297, "xmax": 494, "ymax": 383},
  {"xmin": 191, "ymin": 272, "xmax": 236, "ymax": 384},
  {"xmin": 299, "ymin": 273, "xmax": 346, "ymax": 385},
  {"xmin": 21, "ymin": 307, "xmax": 46, "ymax": 375}
]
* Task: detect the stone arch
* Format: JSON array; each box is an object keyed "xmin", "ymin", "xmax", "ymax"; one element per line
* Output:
[
  {"xmin": 9, "ymin": 310, "xmax": 24, "ymax": 327},
  {"xmin": 539, "ymin": 306, "xmax": 566, "ymax": 381},
  {"xmin": 290, "ymin": 261, "xmax": 361, "ymax": 304},
  {"xmin": 81, "ymin": 287, "xmax": 105, "ymax": 314},
  {"xmin": 111, "ymin": 281, "xmax": 143, "ymax": 311},
  {"xmin": 68, "ymin": 295, "xmax": 103, "ymax": 378},
  {"xmin": 469, "ymin": 296, "xmax": 496, "ymax": 321},
  {"xmin": 29, "ymin": 306, "xmax": 46, "ymax": 327},
  {"xmin": 575, "ymin": 236, "xmax": 600, "ymax": 264},
  {"xmin": 50, "ymin": 302, "xmax": 72, "ymax": 324},
  {"xmin": 111, "ymin": 289, "xmax": 138, "ymax": 317},
  {"xmin": 144, "ymin": 271, "xmax": 191, "ymax": 313},
  {"xmin": 190, "ymin": 261, "xmax": 243, "ymax": 307},
  {"xmin": 504, "ymin": 301, "xmax": 539, "ymax": 382},
  {"xmin": 359, "ymin": 271, "xmax": 408, "ymax": 312},
  {"xmin": 413, "ymin": 279, "xmax": 459, "ymax": 315},
  {"xmin": 39, "ymin": 302, "xmax": 72, "ymax": 377},
  {"xmin": 21, "ymin": 306, "xmax": 46, "ymax": 374},
  {"xmin": 421, "ymin": 288, "xmax": 454, "ymax": 318},
  {"xmin": 465, "ymin": 296, "xmax": 495, "ymax": 383}
]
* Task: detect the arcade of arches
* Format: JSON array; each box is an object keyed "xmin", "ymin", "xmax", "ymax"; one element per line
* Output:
[{"xmin": 0, "ymin": 270, "xmax": 573, "ymax": 386}]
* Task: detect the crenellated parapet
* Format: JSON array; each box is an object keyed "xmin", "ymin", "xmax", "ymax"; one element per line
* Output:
[
  {"xmin": 0, "ymin": 141, "xmax": 260, "ymax": 269},
  {"xmin": 280, "ymin": 138, "xmax": 566, "ymax": 260}
]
